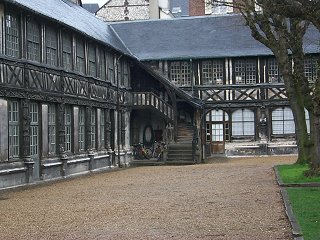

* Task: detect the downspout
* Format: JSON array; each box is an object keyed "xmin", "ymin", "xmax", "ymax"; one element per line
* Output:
[{"xmin": 116, "ymin": 54, "xmax": 123, "ymax": 167}]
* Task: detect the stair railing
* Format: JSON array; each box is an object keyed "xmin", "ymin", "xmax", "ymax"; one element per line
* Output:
[{"xmin": 132, "ymin": 92, "xmax": 174, "ymax": 121}]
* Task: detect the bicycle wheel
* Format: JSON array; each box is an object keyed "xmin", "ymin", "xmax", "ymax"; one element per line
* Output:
[{"xmin": 145, "ymin": 148, "xmax": 153, "ymax": 158}]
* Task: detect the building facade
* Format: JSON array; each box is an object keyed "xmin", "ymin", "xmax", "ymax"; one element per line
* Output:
[{"xmin": 0, "ymin": 0, "xmax": 319, "ymax": 190}]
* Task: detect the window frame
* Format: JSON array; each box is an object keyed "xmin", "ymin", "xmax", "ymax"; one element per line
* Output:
[
  {"xmin": 304, "ymin": 56, "xmax": 318, "ymax": 83},
  {"xmin": 234, "ymin": 59, "xmax": 257, "ymax": 84},
  {"xmin": 5, "ymin": 11, "xmax": 20, "ymax": 58},
  {"xmin": 8, "ymin": 101, "xmax": 20, "ymax": 159},
  {"xmin": 76, "ymin": 37, "xmax": 86, "ymax": 74},
  {"xmin": 88, "ymin": 43, "xmax": 97, "ymax": 77},
  {"xmin": 45, "ymin": 25, "xmax": 58, "ymax": 66},
  {"xmin": 48, "ymin": 104, "xmax": 57, "ymax": 155},
  {"xmin": 90, "ymin": 108, "xmax": 96, "ymax": 150},
  {"xmin": 169, "ymin": 61, "xmax": 192, "ymax": 86},
  {"xmin": 100, "ymin": 109, "xmax": 105, "ymax": 149},
  {"xmin": 231, "ymin": 109, "xmax": 255, "ymax": 137},
  {"xmin": 201, "ymin": 59, "xmax": 224, "ymax": 85},
  {"xmin": 29, "ymin": 102, "xmax": 39, "ymax": 156},
  {"xmin": 62, "ymin": 32, "xmax": 73, "ymax": 71},
  {"xmin": 271, "ymin": 107, "xmax": 295, "ymax": 135},
  {"xmin": 64, "ymin": 106, "xmax": 73, "ymax": 153},
  {"xmin": 78, "ymin": 107, "xmax": 86, "ymax": 152},
  {"xmin": 26, "ymin": 18, "xmax": 41, "ymax": 62}
]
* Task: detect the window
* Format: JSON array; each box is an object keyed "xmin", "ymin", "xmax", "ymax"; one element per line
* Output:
[
  {"xmin": 27, "ymin": 20, "xmax": 40, "ymax": 62},
  {"xmin": 170, "ymin": 61, "xmax": 191, "ymax": 86},
  {"xmin": 76, "ymin": 38, "xmax": 85, "ymax": 74},
  {"xmin": 30, "ymin": 103, "xmax": 39, "ymax": 156},
  {"xmin": 234, "ymin": 59, "xmax": 257, "ymax": 84},
  {"xmin": 304, "ymin": 57, "xmax": 318, "ymax": 83},
  {"xmin": 205, "ymin": 110, "xmax": 229, "ymax": 142},
  {"xmin": 107, "ymin": 52, "xmax": 114, "ymax": 83},
  {"xmin": 64, "ymin": 106, "xmax": 72, "ymax": 152},
  {"xmin": 99, "ymin": 49, "xmax": 106, "ymax": 80},
  {"xmin": 100, "ymin": 109, "xmax": 105, "ymax": 149},
  {"xmin": 211, "ymin": 0, "xmax": 233, "ymax": 15},
  {"xmin": 8, "ymin": 101, "xmax": 19, "ymax": 158},
  {"xmin": 88, "ymin": 44, "xmax": 97, "ymax": 77},
  {"xmin": 202, "ymin": 60, "xmax": 224, "ymax": 85},
  {"xmin": 45, "ymin": 26, "xmax": 58, "ymax": 66},
  {"xmin": 232, "ymin": 109, "xmax": 255, "ymax": 136},
  {"xmin": 5, "ymin": 12, "xmax": 20, "ymax": 58},
  {"xmin": 62, "ymin": 33, "xmax": 72, "ymax": 71},
  {"xmin": 91, "ymin": 109, "xmax": 96, "ymax": 149},
  {"xmin": 48, "ymin": 104, "xmax": 56, "ymax": 155},
  {"xmin": 267, "ymin": 58, "xmax": 282, "ymax": 83},
  {"xmin": 123, "ymin": 61, "xmax": 129, "ymax": 87},
  {"xmin": 79, "ymin": 107, "xmax": 85, "ymax": 151},
  {"xmin": 272, "ymin": 107, "xmax": 295, "ymax": 135}
]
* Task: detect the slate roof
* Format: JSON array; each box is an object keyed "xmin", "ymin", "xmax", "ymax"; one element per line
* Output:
[
  {"xmin": 110, "ymin": 14, "xmax": 320, "ymax": 61},
  {"xmin": 6, "ymin": 0, "xmax": 131, "ymax": 55},
  {"xmin": 83, "ymin": 3, "xmax": 100, "ymax": 14}
]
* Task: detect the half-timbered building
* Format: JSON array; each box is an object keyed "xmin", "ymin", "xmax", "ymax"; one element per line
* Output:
[{"xmin": 0, "ymin": 0, "xmax": 319, "ymax": 189}]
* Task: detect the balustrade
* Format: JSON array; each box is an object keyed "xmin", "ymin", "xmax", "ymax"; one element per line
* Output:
[{"xmin": 132, "ymin": 92, "xmax": 174, "ymax": 121}]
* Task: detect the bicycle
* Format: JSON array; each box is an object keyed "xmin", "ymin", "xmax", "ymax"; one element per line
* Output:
[
  {"xmin": 132, "ymin": 143, "xmax": 149, "ymax": 160},
  {"xmin": 152, "ymin": 141, "xmax": 167, "ymax": 161}
]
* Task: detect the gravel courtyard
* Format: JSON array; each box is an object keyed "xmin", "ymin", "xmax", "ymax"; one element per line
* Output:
[{"xmin": 0, "ymin": 156, "xmax": 295, "ymax": 240}]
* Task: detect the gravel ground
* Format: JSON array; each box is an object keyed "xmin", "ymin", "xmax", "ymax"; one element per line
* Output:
[{"xmin": 0, "ymin": 155, "xmax": 295, "ymax": 240}]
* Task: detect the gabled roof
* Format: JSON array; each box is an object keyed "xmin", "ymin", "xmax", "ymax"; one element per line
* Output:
[
  {"xmin": 110, "ymin": 14, "xmax": 320, "ymax": 61},
  {"xmin": 7, "ymin": 0, "xmax": 131, "ymax": 55}
]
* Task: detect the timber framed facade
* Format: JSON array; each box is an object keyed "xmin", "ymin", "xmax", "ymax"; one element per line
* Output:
[{"xmin": 0, "ymin": 0, "xmax": 319, "ymax": 190}]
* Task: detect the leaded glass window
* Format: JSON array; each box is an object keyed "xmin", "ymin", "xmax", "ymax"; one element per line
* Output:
[
  {"xmin": 100, "ymin": 109, "xmax": 105, "ymax": 149},
  {"xmin": 91, "ymin": 109, "xmax": 96, "ymax": 149},
  {"xmin": 88, "ymin": 44, "xmax": 97, "ymax": 77},
  {"xmin": 5, "ymin": 13, "xmax": 20, "ymax": 58},
  {"xmin": 99, "ymin": 49, "xmax": 106, "ymax": 80},
  {"xmin": 29, "ymin": 103, "xmax": 39, "ymax": 156},
  {"xmin": 107, "ymin": 52, "xmax": 114, "ymax": 83},
  {"xmin": 267, "ymin": 58, "xmax": 282, "ymax": 83},
  {"xmin": 123, "ymin": 60, "xmax": 129, "ymax": 87},
  {"xmin": 79, "ymin": 107, "xmax": 85, "ymax": 151},
  {"xmin": 234, "ymin": 59, "xmax": 257, "ymax": 84},
  {"xmin": 45, "ymin": 26, "xmax": 58, "ymax": 66},
  {"xmin": 8, "ymin": 101, "xmax": 19, "ymax": 158},
  {"xmin": 170, "ymin": 61, "xmax": 191, "ymax": 86},
  {"xmin": 304, "ymin": 57, "xmax": 318, "ymax": 83},
  {"xmin": 202, "ymin": 60, "xmax": 224, "ymax": 85},
  {"xmin": 62, "ymin": 33, "xmax": 72, "ymax": 71},
  {"xmin": 27, "ymin": 20, "xmax": 40, "ymax": 62},
  {"xmin": 64, "ymin": 106, "xmax": 72, "ymax": 152},
  {"xmin": 76, "ymin": 38, "xmax": 85, "ymax": 74},
  {"xmin": 232, "ymin": 109, "xmax": 255, "ymax": 136},
  {"xmin": 272, "ymin": 107, "xmax": 295, "ymax": 135},
  {"xmin": 48, "ymin": 104, "xmax": 56, "ymax": 155}
]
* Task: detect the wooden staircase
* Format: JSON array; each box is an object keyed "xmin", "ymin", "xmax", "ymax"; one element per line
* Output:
[{"xmin": 166, "ymin": 122, "xmax": 196, "ymax": 165}]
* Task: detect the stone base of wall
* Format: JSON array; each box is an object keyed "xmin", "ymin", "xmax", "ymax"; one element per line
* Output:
[
  {"xmin": 225, "ymin": 141, "xmax": 298, "ymax": 156},
  {"xmin": 0, "ymin": 152, "xmax": 132, "ymax": 191}
]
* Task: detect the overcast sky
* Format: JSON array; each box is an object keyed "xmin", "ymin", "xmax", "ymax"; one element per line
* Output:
[{"xmin": 82, "ymin": 0, "xmax": 106, "ymax": 7}]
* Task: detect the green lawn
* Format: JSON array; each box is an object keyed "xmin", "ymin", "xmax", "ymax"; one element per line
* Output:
[
  {"xmin": 277, "ymin": 164, "xmax": 320, "ymax": 184},
  {"xmin": 286, "ymin": 188, "xmax": 320, "ymax": 240}
]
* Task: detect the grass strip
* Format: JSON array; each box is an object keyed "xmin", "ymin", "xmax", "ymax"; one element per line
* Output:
[
  {"xmin": 277, "ymin": 164, "xmax": 320, "ymax": 184},
  {"xmin": 286, "ymin": 188, "xmax": 320, "ymax": 240}
]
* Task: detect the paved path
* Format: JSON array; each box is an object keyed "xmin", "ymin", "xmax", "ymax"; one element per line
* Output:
[{"xmin": 0, "ymin": 156, "xmax": 295, "ymax": 240}]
